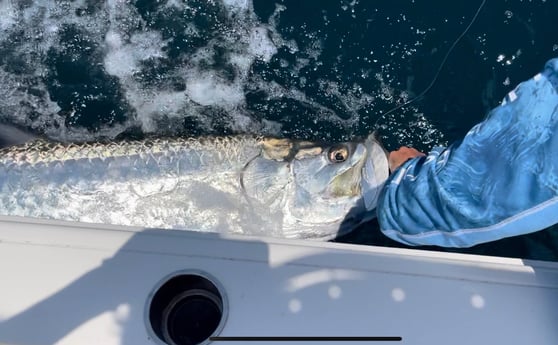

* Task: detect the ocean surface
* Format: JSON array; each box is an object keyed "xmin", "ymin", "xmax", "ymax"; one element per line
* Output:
[{"xmin": 1, "ymin": 0, "xmax": 557, "ymax": 260}]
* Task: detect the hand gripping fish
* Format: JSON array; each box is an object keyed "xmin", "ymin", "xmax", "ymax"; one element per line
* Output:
[{"xmin": 0, "ymin": 133, "xmax": 389, "ymax": 240}]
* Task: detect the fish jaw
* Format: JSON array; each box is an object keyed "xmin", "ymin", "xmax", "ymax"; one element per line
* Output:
[{"xmin": 361, "ymin": 133, "xmax": 390, "ymax": 212}]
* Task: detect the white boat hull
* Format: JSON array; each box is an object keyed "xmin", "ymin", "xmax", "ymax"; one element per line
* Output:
[{"xmin": 1, "ymin": 216, "xmax": 557, "ymax": 345}]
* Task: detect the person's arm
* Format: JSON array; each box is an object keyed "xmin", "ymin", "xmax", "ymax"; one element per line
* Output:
[{"xmin": 377, "ymin": 58, "xmax": 558, "ymax": 248}]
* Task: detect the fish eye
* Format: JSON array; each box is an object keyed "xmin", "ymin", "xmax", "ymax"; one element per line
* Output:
[{"xmin": 328, "ymin": 145, "xmax": 349, "ymax": 163}]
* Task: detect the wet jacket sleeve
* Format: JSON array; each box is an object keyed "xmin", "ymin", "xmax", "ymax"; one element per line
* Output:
[{"xmin": 377, "ymin": 58, "xmax": 558, "ymax": 247}]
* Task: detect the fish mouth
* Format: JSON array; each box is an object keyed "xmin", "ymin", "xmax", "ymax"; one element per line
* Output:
[{"xmin": 360, "ymin": 132, "xmax": 390, "ymax": 211}]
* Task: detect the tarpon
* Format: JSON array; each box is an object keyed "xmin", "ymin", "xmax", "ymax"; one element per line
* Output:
[{"xmin": 0, "ymin": 133, "xmax": 389, "ymax": 240}]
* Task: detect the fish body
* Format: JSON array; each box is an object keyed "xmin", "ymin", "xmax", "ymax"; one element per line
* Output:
[{"xmin": 0, "ymin": 134, "xmax": 389, "ymax": 240}]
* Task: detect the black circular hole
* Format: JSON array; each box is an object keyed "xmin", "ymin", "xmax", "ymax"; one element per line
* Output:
[
  {"xmin": 163, "ymin": 291, "xmax": 222, "ymax": 345},
  {"xmin": 149, "ymin": 274, "xmax": 226, "ymax": 345}
]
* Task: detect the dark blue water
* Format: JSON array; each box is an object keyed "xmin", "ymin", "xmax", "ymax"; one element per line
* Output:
[{"xmin": 1, "ymin": 0, "xmax": 557, "ymax": 260}]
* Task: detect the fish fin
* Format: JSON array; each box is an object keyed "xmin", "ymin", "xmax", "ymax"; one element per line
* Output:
[{"xmin": 0, "ymin": 123, "xmax": 38, "ymax": 148}]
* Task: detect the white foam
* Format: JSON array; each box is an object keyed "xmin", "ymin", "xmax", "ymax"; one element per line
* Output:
[
  {"xmin": 104, "ymin": 30, "xmax": 123, "ymax": 50},
  {"xmin": 0, "ymin": 0, "xmax": 442, "ymax": 145},
  {"xmin": 0, "ymin": 0, "xmax": 285, "ymax": 138},
  {"xmin": 228, "ymin": 53, "xmax": 253, "ymax": 75},
  {"xmin": 127, "ymin": 90, "xmax": 189, "ymax": 132},
  {"xmin": 0, "ymin": 0, "xmax": 17, "ymax": 31},
  {"xmin": 248, "ymin": 27, "xmax": 277, "ymax": 63},
  {"xmin": 186, "ymin": 73, "xmax": 244, "ymax": 108},
  {"xmin": 164, "ymin": 0, "xmax": 187, "ymax": 10},
  {"xmin": 222, "ymin": 0, "xmax": 250, "ymax": 12},
  {"xmin": 104, "ymin": 31, "xmax": 166, "ymax": 78}
]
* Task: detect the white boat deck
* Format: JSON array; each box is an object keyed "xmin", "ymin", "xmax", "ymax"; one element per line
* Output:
[{"xmin": 1, "ymin": 215, "xmax": 557, "ymax": 345}]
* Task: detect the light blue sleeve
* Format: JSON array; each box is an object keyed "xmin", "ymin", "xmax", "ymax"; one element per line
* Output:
[{"xmin": 377, "ymin": 58, "xmax": 558, "ymax": 248}]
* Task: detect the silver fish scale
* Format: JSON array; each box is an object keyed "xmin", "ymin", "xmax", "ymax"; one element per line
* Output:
[
  {"xmin": 0, "ymin": 135, "xmax": 265, "ymax": 167},
  {"xmin": 0, "ymin": 135, "xmax": 285, "ymax": 236}
]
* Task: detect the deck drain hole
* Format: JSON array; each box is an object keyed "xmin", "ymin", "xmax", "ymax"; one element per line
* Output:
[{"xmin": 148, "ymin": 273, "xmax": 226, "ymax": 345}]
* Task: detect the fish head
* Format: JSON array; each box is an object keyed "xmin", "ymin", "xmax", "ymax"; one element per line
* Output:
[{"xmin": 282, "ymin": 133, "xmax": 389, "ymax": 239}]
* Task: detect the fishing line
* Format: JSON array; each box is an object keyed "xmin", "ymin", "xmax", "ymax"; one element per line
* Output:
[{"xmin": 373, "ymin": 0, "xmax": 487, "ymax": 128}]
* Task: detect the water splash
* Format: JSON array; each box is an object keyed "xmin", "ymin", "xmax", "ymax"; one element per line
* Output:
[{"xmin": 0, "ymin": 0, "xmax": 445, "ymax": 144}]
